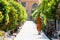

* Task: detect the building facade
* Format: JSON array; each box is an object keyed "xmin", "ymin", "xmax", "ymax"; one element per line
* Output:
[
  {"xmin": 17, "ymin": 0, "xmax": 40, "ymax": 20},
  {"xmin": 21, "ymin": 0, "xmax": 39, "ymax": 16}
]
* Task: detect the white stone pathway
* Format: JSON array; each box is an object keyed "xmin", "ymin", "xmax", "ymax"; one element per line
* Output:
[{"xmin": 14, "ymin": 21, "xmax": 50, "ymax": 40}]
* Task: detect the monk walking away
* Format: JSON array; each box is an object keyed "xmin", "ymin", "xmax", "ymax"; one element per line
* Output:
[{"xmin": 36, "ymin": 14, "xmax": 42, "ymax": 35}]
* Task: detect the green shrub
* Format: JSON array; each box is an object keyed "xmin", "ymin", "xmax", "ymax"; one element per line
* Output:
[
  {"xmin": 0, "ymin": 0, "xmax": 27, "ymax": 32},
  {"xmin": 9, "ymin": 1, "xmax": 27, "ymax": 23}
]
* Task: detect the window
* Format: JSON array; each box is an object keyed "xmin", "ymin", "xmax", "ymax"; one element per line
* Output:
[
  {"xmin": 31, "ymin": 10, "xmax": 34, "ymax": 13},
  {"xmin": 21, "ymin": 2, "xmax": 26, "ymax": 7},
  {"xmin": 32, "ymin": 3, "xmax": 38, "ymax": 8},
  {"xmin": 17, "ymin": 0, "xmax": 21, "ymax": 2}
]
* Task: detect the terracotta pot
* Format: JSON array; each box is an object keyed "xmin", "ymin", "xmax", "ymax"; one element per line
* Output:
[{"xmin": 0, "ymin": 36, "xmax": 4, "ymax": 40}]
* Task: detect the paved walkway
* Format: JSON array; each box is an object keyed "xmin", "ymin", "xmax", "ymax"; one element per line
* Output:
[{"xmin": 14, "ymin": 21, "xmax": 49, "ymax": 40}]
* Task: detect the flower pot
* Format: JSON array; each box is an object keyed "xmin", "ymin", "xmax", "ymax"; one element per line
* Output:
[
  {"xmin": 0, "ymin": 36, "xmax": 5, "ymax": 40},
  {"xmin": 9, "ymin": 30, "xmax": 14, "ymax": 36},
  {"xmin": 5, "ymin": 30, "xmax": 11, "ymax": 37},
  {"xmin": 0, "ymin": 36, "xmax": 2, "ymax": 40},
  {"xmin": 0, "ymin": 31, "xmax": 5, "ymax": 40},
  {"xmin": 14, "ymin": 27, "xmax": 19, "ymax": 33}
]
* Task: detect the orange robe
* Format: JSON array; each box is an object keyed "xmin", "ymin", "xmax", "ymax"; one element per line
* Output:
[{"xmin": 36, "ymin": 17, "xmax": 42, "ymax": 32}]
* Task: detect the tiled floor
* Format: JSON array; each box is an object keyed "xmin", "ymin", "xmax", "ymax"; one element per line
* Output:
[{"xmin": 14, "ymin": 21, "xmax": 49, "ymax": 40}]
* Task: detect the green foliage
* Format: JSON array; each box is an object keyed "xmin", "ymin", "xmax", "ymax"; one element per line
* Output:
[
  {"xmin": 32, "ymin": 9, "xmax": 39, "ymax": 20},
  {"xmin": 32, "ymin": 0, "xmax": 60, "ymax": 26},
  {"xmin": 9, "ymin": 1, "xmax": 27, "ymax": 23},
  {"xmin": 32, "ymin": 0, "xmax": 60, "ymax": 20},
  {"xmin": 0, "ymin": 0, "xmax": 27, "ymax": 32},
  {"xmin": 0, "ymin": 0, "xmax": 10, "ymax": 31},
  {"xmin": 40, "ymin": 0, "xmax": 60, "ymax": 19},
  {"xmin": 0, "ymin": 12, "xmax": 4, "ymax": 23},
  {"xmin": 32, "ymin": 0, "xmax": 60, "ymax": 32}
]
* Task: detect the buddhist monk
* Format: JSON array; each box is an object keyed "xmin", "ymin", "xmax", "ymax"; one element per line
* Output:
[{"xmin": 36, "ymin": 14, "xmax": 42, "ymax": 35}]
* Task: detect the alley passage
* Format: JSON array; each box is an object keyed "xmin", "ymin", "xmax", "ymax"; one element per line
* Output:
[{"xmin": 14, "ymin": 21, "xmax": 49, "ymax": 40}]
